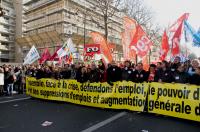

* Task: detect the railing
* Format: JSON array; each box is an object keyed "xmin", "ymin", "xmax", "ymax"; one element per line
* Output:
[
  {"xmin": 0, "ymin": 45, "xmax": 9, "ymax": 50},
  {"xmin": 0, "ymin": 54, "xmax": 9, "ymax": 58},
  {"xmin": 0, "ymin": 27, "xmax": 10, "ymax": 33},
  {"xmin": 0, "ymin": 36, "xmax": 14, "ymax": 42},
  {"xmin": 0, "ymin": 19, "xmax": 9, "ymax": 24},
  {"xmin": 25, "ymin": 7, "xmax": 63, "ymax": 23},
  {"xmin": 25, "ymin": 0, "xmax": 56, "ymax": 12}
]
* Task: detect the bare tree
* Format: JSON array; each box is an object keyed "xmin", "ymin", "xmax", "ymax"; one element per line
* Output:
[
  {"xmin": 93, "ymin": 0, "xmax": 122, "ymax": 40},
  {"xmin": 123, "ymin": 0, "xmax": 161, "ymax": 39},
  {"xmin": 124, "ymin": 0, "xmax": 153, "ymax": 27}
]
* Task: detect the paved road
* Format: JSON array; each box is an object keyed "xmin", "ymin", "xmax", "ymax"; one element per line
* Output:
[{"xmin": 0, "ymin": 95, "xmax": 199, "ymax": 132}]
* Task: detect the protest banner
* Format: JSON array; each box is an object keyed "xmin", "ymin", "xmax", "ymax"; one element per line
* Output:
[
  {"xmin": 26, "ymin": 77, "xmax": 200, "ymax": 122},
  {"xmin": 26, "ymin": 77, "xmax": 148, "ymax": 112},
  {"xmin": 148, "ymin": 82, "xmax": 200, "ymax": 122}
]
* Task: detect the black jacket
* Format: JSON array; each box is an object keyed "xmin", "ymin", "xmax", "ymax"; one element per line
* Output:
[
  {"xmin": 107, "ymin": 66, "xmax": 122, "ymax": 83},
  {"xmin": 51, "ymin": 71, "xmax": 61, "ymax": 80},
  {"xmin": 189, "ymin": 74, "xmax": 200, "ymax": 85},
  {"xmin": 76, "ymin": 72, "xmax": 89, "ymax": 83},
  {"xmin": 170, "ymin": 63, "xmax": 180, "ymax": 72},
  {"xmin": 121, "ymin": 67, "xmax": 134, "ymax": 81},
  {"xmin": 4, "ymin": 71, "xmax": 14, "ymax": 84},
  {"xmin": 173, "ymin": 71, "xmax": 189, "ymax": 84},
  {"xmin": 26, "ymin": 69, "xmax": 36, "ymax": 77},
  {"xmin": 132, "ymin": 70, "xmax": 148, "ymax": 83},
  {"xmin": 61, "ymin": 70, "xmax": 71, "ymax": 79},
  {"xmin": 88, "ymin": 69, "xmax": 100, "ymax": 83},
  {"xmin": 43, "ymin": 70, "xmax": 52, "ymax": 78},
  {"xmin": 36, "ymin": 69, "xmax": 44, "ymax": 79},
  {"xmin": 155, "ymin": 69, "xmax": 173, "ymax": 83}
]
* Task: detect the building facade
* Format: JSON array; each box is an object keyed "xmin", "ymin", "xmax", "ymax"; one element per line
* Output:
[
  {"xmin": 19, "ymin": 0, "xmax": 124, "ymax": 62},
  {"xmin": 0, "ymin": 0, "xmax": 17, "ymax": 62}
]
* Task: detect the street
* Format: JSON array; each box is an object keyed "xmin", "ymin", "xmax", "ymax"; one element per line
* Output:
[{"xmin": 0, "ymin": 95, "xmax": 199, "ymax": 132}]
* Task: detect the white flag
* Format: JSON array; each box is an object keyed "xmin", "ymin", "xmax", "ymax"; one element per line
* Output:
[
  {"xmin": 23, "ymin": 45, "xmax": 40, "ymax": 65},
  {"xmin": 57, "ymin": 38, "xmax": 76, "ymax": 58},
  {"xmin": 67, "ymin": 38, "xmax": 76, "ymax": 53}
]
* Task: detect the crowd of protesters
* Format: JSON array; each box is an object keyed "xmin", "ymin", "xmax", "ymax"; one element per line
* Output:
[{"xmin": 0, "ymin": 56, "xmax": 200, "ymax": 96}]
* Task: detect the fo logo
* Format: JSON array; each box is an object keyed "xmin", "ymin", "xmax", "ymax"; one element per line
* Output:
[{"xmin": 86, "ymin": 47, "xmax": 99, "ymax": 53}]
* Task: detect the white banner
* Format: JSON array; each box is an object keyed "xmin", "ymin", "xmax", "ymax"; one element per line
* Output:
[
  {"xmin": 57, "ymin": 38, "xmax": 76, "ymax": 58},
  {"xmin": 0, "ymin": 73, "xmax": 4, "ymax": 85},
  {"xmin": 23, "ymin": 45, "xmax": 40, "ymax": 65}
]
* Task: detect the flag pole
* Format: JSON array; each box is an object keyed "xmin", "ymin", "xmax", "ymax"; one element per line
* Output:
[
  {"xmin": 149, "ymin": 49, "xmax": 151, "ymax": 64},
  {"xmin": 136, "ymin": 54, "xmax": 138, "ymax": 64}
]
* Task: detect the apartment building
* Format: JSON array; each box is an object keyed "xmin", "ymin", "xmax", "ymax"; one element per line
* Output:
[
  {"xmin": 0, "ymin": 0, "xmax": 16, "ymax": 62},
  {"xmin": 18, "ymin": 0, "xmax": 124, "ymax": 61}
]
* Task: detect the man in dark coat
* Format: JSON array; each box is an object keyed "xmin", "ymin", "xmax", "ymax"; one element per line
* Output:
[
  {"xmin": 88, "ymin": 63, "xmax": 100, "ymax": 83},
  {"xmin": 106, "ymin": 61, "xmax": 122, "ymax": 85},
  {"xmin": 121, "ymin": 60, "xmax": 133, "ymax": 81},
  {"xmin": 132, "ymin": 63, "xmax": 148, "ymax": 83},
  {"xmin": 170, "ymin": 56, "xmax": 181, "ymax": 72},
  {"xmin": 60, "ymin": 64, "xmax": 71, "ymax": 79},
  {"xmin": 189, "ymin": 66, "xmax": 200, "ymax": 85},
  {"xmin": 155, "ymin": 61, "xmax": 173, "ymax": 83},
  {"xmin": 172, "ymin": 64, "xmax": 189, "ymax": 84}
]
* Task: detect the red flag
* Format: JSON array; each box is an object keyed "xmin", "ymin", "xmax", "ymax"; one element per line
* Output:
[
  {"xmin": 39, "ymin": 48, "xmax": 51, "ymax": 64},
  {"xmin": 122, "ymin": 17, "xmax": 137, "ymax": 60},
  {"xmin": 90, "ymin": 32, "xmax": 113, "ymax": 64},
  {"xmin": 130, "ymin": 25, "xmax": 153, "ymax": 58},
  {"xmin": 169, "ymin": 13, "xmax": 189, "ymax": 32},
  {"xmin": 160, "ymin": 30, "xmax": 169, "ymax": 60},
  {"xmin": 49, "ymin": 47, "xmax": 60, "ymax": 61},
  {"xmin": 171, "ymin": 22, "xmax": 183, "ymax": 56}
]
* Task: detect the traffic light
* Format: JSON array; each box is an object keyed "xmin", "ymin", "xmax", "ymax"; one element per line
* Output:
[{"xmin": 0, "ymin": 7, "xmax": 5, "ymax": 17}]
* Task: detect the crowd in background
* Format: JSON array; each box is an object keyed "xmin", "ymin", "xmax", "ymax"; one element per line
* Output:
[{"xmin": 0, "ymin": 56, "xmax": 200, "ymax": 96}]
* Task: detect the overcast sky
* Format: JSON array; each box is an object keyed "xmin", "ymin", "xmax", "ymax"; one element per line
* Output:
[{"xmin": 145, "ymin": 0, "xmax": 200, "ymax": 57}]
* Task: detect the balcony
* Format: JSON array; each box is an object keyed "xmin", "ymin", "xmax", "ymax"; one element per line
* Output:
[
  {"xmin": 0, "ymin": 19, "xmax": 9, "ymax": 24},
  {"xmin": 24, "ymin": 7, "xmax": 63, "ymax": 23},
  {"xmin": 0, "ymin": 53, "xmax": 15, "ymax": 59},
  {"xmin": 0, "ymin": 36, "xmax": 14, "ymax": 43},
  {"xmin": 0, "ymin": 27, "xmax": 10, "ymax": 34},
  {"xmin": 3, "ymin": 0, "xmax": 13, "ymax": 3},
  {"xmin": 23, "ymin": 0, "xmax": 34, "ymax": 5},
  {"xmin": 0, "ymin": 45, "xmax": 9, "ymax": 50},
  {"xmin": 0, "ymin": 19, "xmax": 15, "ymax": 26},
  {"xmin": 25, "ymin": 0, "xmax": 57, "ymax": 13},
  {"xmin": 0, "ymin": 27, "xmax": 15, "ymax": 34}
]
